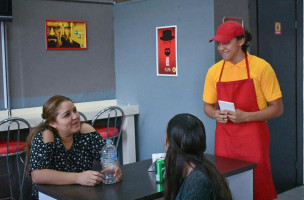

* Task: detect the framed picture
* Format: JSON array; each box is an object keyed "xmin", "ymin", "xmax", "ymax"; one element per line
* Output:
[
  {"xmin": 156, "ymin": 25, "xmax": 177, "ymax": 76},
  {"xmin": 223, "ymin": 16, "xmax": 244, "ymax": 27},
  {"xmin": 46, "ymin": 19, "xmax": 87, "ymax": 50}
]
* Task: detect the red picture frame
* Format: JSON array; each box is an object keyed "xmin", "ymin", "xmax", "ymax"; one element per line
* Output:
[
  {"xmin": 156, "ymin": 26, "xmax": 178, "ymax": 76},
  {"xmin": 223, "ymin": 17, "xmax": 244, "ymax": 27},
  {"xmin": 46, "ymin": 19, "xmax": 88, "ymax": 50}
]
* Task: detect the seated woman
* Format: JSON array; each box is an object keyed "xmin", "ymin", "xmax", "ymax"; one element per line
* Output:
[
  {"xmin": 164, "ymin": 113, "xmax": 232, "ymax": 200},
  {"xmin": 25, "ymin": 95, "xmax": 122, "ymax": 200}
]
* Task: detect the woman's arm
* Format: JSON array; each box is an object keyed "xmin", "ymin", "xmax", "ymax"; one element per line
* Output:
[
  {"xmin": 31, "ymin": 169, "xmax": 103, "ymax": 186},
  {"xmin": 31, "ymin": 127, "xmax": 103, "ymax": 186},
  {"xmin": 80, "ymin": 122, "xmax": 96, "ymax": 134}
]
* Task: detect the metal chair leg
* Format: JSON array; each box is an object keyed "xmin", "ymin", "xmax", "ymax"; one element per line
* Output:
[
  {"xmin": 6, "ymin": 142, "xmax": 14, "ymax": 200},
  {"xmin": 16, "ymin": 153, "xmax": 23, "ymax": 200},
  {"xmin": 0, "ymin": 117, "xmax": 31, "ymax": 200}
]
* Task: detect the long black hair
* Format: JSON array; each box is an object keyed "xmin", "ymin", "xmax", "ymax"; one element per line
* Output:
[{"xmin": 164, "ymin": 113, "xmax": 232, "ymax": 200}]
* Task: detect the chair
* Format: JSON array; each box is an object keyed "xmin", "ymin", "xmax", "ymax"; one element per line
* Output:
[
  {"xmin": 78, "ymin": 112, "xmax": 88, "ymax": 122},
  {"xmin": 91, "ymin": 106, "xmax": 125, "ymax": 148},
  {"xmin": 0, "ymin": 117, "xmax": 31, "ymax": 200}
]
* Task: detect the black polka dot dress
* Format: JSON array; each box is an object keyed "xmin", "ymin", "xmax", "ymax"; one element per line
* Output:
[{"xmin": 29, "ymin": 130, "xmax": 106, "ymax": 200}]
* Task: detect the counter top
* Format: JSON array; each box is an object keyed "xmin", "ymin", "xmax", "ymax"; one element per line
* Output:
[
  {"xmin": 0, "ymin": 100, "xmax": 139, "ymax": 131},
  {"xmin": 205, "ymin": 154, "xmax": 257, "ymax": 177}
]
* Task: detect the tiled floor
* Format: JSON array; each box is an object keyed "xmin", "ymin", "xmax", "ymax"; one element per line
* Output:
[{"xmin": 277, "ymin": 186, "xmax": 304, "ymax": 200}]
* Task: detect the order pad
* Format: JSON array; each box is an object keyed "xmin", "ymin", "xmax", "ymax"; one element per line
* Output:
[{"xmin": 218, "ymin": 100, "xmax": 235, "ymax": 111}]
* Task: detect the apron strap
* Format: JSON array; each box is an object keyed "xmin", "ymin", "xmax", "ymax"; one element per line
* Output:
[
  {"xmin": 219, "ymin": 61, "xmax": 225, "ymax": 82},
  {"xmin": 245, "ymin": 53, "xmax": 250, "ymax": 79},
  {"xmin": 218, "ymin": 52, "xmax": 250, "ymax": 82}
]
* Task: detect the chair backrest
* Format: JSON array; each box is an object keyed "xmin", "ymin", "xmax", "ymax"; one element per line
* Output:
[
  {"xmin": 91, "ymin": 106, "xmax": 125, "ymax": 148},
  {"xmin": 78, "ymin": 111, "xmax": 88, "ymax": 122},
  {"xmin": 0, "ymin": 117, "xmax": 31, "ymax": 200},
  {"xmin": 0, "ymin": 117, "xmax": 31, "ymax": 155}
]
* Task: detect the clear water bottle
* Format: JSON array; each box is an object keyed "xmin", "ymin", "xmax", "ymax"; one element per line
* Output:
[{"xmin": 100, "ymin": 139, "xmax": 118, "ymax": 184}]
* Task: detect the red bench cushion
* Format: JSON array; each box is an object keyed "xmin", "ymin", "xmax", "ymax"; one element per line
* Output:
[
  {"xmin": 94, "ymin": 126, "xmax": 119, "ymax": 138},
  {"xmin": 0, "ymin": 140, "xmax": 26, "ymax": 154}
]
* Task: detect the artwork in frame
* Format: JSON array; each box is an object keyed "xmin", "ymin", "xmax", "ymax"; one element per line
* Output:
[
  {"xmin": 156, "ymin": 25, "xmax": 177, "ymax": 76},
  {"xmin": 223, "ymin": 16, "xmax": 244, "ymax": 27},
  {"xmin": 46, "ymin": 19, "xmax": 87, "ymax": 50}
]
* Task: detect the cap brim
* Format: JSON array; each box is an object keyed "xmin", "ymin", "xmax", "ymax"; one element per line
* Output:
[{"xmin": 209, "ymin": 35, "xmax": 234, "ymax": 43}]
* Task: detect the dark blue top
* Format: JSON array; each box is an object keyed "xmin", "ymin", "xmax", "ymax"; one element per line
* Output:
[{"xmin": 175, "ymin": 168, "xmax": 212, "ymax": 200}]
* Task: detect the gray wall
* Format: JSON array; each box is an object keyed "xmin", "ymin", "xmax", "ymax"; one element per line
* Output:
[
  {"xmin": 114, "ymin": 0, "xmax": 215, "ymax": 160},
  {"xmin": 1, "ymin": 0, "xmax": 116, "ymax": 109}
]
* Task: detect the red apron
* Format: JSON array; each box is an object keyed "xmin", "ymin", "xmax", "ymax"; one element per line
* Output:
[{"xmin": 215, "ymin": 54, "xmax": 277, "ymax": 200}]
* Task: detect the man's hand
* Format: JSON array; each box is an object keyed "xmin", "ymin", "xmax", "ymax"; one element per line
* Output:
[
  {"xmin": 215, "ymin": 110, "xmax": 229, "ymax": 123},
  {"xmin": 227, "ymin": 109, "xmax": 248, "ymax": 123}
]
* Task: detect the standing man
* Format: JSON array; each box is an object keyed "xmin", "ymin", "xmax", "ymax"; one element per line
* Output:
[{"xmin": 203, "ymin": 21, "xmax": 283, "ymax": 200}]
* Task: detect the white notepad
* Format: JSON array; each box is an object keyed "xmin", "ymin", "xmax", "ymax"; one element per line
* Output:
[{"xmin": 218, "ymin": 100, "xmax": 235, "ymax": 111}]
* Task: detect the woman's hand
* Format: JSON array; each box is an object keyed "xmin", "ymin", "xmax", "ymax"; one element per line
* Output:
[
  {"xmin": 76, "ymin": 170, "xmax": 104, "ymax": 186},
  {"xmin": 114, "ymin": 166, "xmax": 122, "ymax": 182},
  {"xmin": 100, "ymin": 166, "xmax": 123, "ymax": 182}
]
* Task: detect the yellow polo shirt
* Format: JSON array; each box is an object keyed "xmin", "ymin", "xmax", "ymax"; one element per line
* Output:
[{"xmin": 203, "ymin": 53, "xmax": 282, "ymax": 110}]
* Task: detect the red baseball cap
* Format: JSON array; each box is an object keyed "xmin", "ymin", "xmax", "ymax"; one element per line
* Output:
[{"xmin": 209, "ymin": 21, "xmax": 245, "ymax": 43}]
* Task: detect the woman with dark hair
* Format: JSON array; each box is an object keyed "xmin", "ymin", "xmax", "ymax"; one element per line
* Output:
[
  {"xmin": 204, "ymin": 21, "xmax": 283, "ymax": 199},
  {"xmin": 164, "ymin": 113, "xmax": 232, "ymax": 200},
  {"xmin": 25, "ymin": 95, "xmax": 122, "ymax": 200}
]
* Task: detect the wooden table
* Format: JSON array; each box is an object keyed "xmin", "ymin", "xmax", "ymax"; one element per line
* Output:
[{"xmin": 37, "ymin": 154, "xmax": 256, "ymax": 200}]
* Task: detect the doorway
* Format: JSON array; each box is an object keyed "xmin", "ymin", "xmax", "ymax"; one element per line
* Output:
[{"xmin": 257, "ymin": 0, "xmax": 303, "ymax": 193}]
